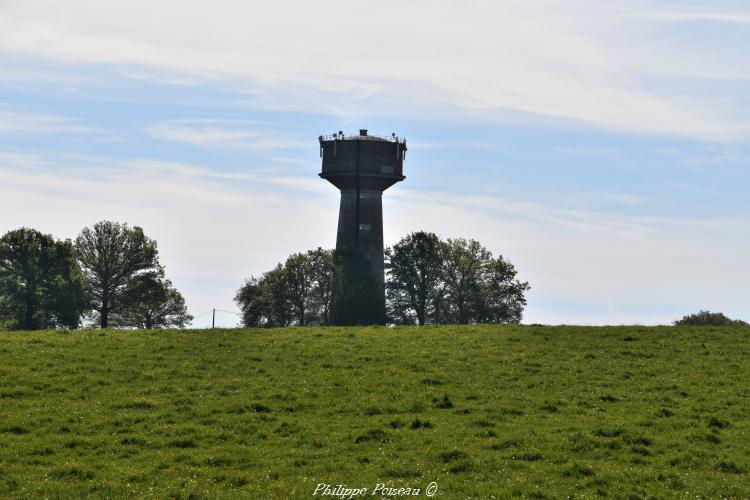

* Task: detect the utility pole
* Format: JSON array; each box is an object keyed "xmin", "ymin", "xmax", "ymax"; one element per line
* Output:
[{"xmin": 212, "ymin": 308, "xmax": 216, "ymax": 329}]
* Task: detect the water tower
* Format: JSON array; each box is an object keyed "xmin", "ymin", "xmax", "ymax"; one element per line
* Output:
[{"xmin": 319, "ymin": 129, "xmax": 407, "ymax": 324}]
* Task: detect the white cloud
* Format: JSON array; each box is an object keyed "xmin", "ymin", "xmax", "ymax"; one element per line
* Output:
[
  {"xmin": 146, "ymin": 124, "xmax": 258, "ymax": 146},
  {"xmin": 628, "ymin": 10, "xmax": 750, "ymax": 25},
  {"xmin": 0, "ymin": 108, "xmax": 97, "ymax": 135},
  {"xmin": 143, "ymin": 120, "xmax": 308, "ymax": 151},
  {"xmin": 0, "ymin": 1, "xmax": 748, "ymax": 140}
]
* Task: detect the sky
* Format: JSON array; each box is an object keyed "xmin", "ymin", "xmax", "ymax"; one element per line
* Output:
[{"xmin": 0, "ymin": 0, "xmax": 748, "ymax": 327}]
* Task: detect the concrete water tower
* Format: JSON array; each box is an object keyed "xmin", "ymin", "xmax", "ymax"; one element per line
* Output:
[{"xmin": 319, "ymin": 129, "xmax": 407, "ymax": 323}]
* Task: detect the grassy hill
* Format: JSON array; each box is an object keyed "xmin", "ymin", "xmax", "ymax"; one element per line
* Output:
[{"xmin": 1, "ymin": 325, "xmax": 749, "ymax": 498}]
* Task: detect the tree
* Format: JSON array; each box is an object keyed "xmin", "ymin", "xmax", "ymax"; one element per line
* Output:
[
  {"xmin": 476, "ymin": 255, "xmax": 529, "ymax": 324},
  {"xmin": 0, "ymin": 228, "xmax": 86, "ymax": 330},
  {"xmin": 265, "ymin": 264, "xmax": 292, "ymax": 327},
  {"xmin": 235, "ymin": 264, "xmax": 292, "ymax": 328},
  {"xmin": 108, "ymin": 270, "xmax": 193, "ymax": 329},
  {"xmin": 75, "ymin": 221, "xmax": 159, "ymax": 328},
  {"xmin": 385, "ymin": 231, "xmax": 443, "ymax": 326},
  {"xmin": 441, "ymin": 238, "xmax": 529, "ymax": 324},
  {"xmin": 237, "ymin": 247, "xmax": 387, "ymax": 328},
  {"xmin": 386, "ymin": 235, "xmax": 530, "ymax": 325},
  {"xmin": 235, "ymin": 276, "xmax": 270, "ymax": 328},
  {"xmin": 440, "ymin": 238, "xmax": 490, "ymax": 324},
  {"xmin": 307, "ymin": 248, "xmax": 338, "ymax": 326},
  {"xmin": 284, "ymin": 248, "xmax": 339, "ymax": 326},
  {"xmin": 285, "ymin": 252, "xmax": 315, "ymax": 326},
  {"xmin": 674, "ymin": 310, "xmax": 748, "ymax": 326},
  {"xmin": 236, "ymin": 249, "xmax": 346, "ymax": 328}
]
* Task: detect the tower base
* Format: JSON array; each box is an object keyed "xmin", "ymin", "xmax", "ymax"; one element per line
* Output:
[{"xmin": 330, "ymin": 249, "xmax": 385, "ymax": 326}]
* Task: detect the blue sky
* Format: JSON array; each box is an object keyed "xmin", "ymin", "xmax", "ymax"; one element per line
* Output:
[{"xmin": 1, "ymin": 0, "xmax": 748, "ymax": 326}]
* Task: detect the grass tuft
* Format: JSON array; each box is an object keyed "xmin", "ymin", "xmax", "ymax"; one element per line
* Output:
[
  {"xmin": 707, "ymin": 417, "xmax": 730, "ymax": 429},
  {"xmin": 410, "ymin": 418, "xmax": 433, "ymax": 429},
  {"xmin": 715, "ymin": 461, "xmax": 745, "ymax": 474},
  {"xmin": 354, "ymin": 429, "xmax": 390, "ymax": 444},
  {"xmin": 170, "ymin": 439, "xmax": 197, "ymax": 449},
  {"xmin": 1, "ymin": 426, "xmax": 29, "ymax": 434},
  {"xmin": 433, "ymin": 395, "xmax": 454, "ymax": 409},
  {"xmin": 562, "ymin": 463, "xmax": 595, "ymax": 478},
  {"xmin": 439, "ymin": 449, "xmax": 468, "ymax": 463},
  {"xmin": 49, "ymin": 466, "xmax": 94, "ymax": 481},
  {"xmin": 516, "ymin": 452, "xmax": 543, "ymax": 461}
]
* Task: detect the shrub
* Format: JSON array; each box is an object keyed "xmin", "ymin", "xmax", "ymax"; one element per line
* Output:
[{"xmin": 674, "ymin": 310, "xmax": 747, "ymax": 326}]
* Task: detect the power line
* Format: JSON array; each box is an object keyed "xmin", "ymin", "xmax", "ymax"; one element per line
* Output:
[
  {"xmin": 192, "ymin": 308, "xmax": 242, "ymax": 328},
  {"xmin": 206, "ymin": 308, "xmax": 243, "ymax": 328},
  {"xmin": 215, "ymin": 309, "xmax": 241, "ymax": 316}
]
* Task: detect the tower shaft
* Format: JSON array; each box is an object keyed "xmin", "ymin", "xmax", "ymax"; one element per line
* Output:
[{"xmin": 336, "ymin": 189, "xmax": 384, "ymax": 287}]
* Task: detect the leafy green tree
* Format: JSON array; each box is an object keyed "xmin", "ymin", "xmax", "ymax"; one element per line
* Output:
[
  {"xmin": 674, "ymin": 310, "xmax": 748, "ymax": 326},
  {"xmin": 476, "ymin": 255, "xmax": 529, "ymax": 324},
  {"xmin": 440, "ymin": 238, "xmax": 490, "ymax": 324},
  {"xmin": 237, "ymin": 248, "xmax": 386, "ymax": 328},
  {"xmin": 307, "ymin": 248, "xmax": 338, "ymax": 326},
  {"xmin": 284, "ymin": 248, "xmax": 339, "ymax": 326},
  {"xmin": 385, "ymin": 231, "xmax": 443, "ymax": 326},
  {"xmin": 235, "ymin": 276, "xmax": 270, "ymax": 328},
  {"xmin": 75, "ymin": 221, "xmax": 158, "ymax": 328},
  {"xmin": 441, "ymin": 238, "xmax": 529, "ymax": 324},
  {"xmin": 108, "ymin": 270, "xmax": 192, "ymax": 329},
  {"xmin": 386, "ymin": 235, "xmax": 529, "ymax": 325},
  {"xmin": 265, "ymin": 264, "xmax": 292, "ymax": 327},
  {"xmin": 237, "ymin": 249, "xmax": 343, "ymax": 328},
  {"xmin": 0, "ymin": 228, "xmax": 86, "ymax": 330},
  {"xmin": 235, "ymin": 264, "xmax": 292, "ymax": 328},
  {"xmin": 285, "ymin": 252, "xmax": 315, "ymax": 326}
]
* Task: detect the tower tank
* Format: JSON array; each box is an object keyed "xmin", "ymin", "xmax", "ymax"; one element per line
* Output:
[{"xmin": 319, "ymin": 129, "xmax": 407, "ymax": 324}]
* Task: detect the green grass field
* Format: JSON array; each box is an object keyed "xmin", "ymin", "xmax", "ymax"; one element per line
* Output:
[{"xmin": 1, "ymin": 325, "xmax": 749, "ymax": 498}]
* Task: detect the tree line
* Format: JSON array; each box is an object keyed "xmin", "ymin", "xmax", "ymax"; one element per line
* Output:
[
  {"xmin": 235, "ymin": 231, "xmax": 530, "ymax": 327},
  {"xmin": 0, "ymin": 221, "xmax": 192, "ymax": 330}
]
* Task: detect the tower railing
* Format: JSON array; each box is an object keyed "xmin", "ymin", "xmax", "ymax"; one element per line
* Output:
[{"xmin": 319, "ymin": 133, "xmax": 406, "ymax": 144}]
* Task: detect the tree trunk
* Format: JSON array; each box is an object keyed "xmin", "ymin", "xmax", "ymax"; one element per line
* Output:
[
  {"xmin": 458, "ymin": 297, "xmax": 467, "ymax": 324},
  {"xmin": 24, "ymin": 302, "xmax": 34, "ymax": 330},
  {"xmin": 23, "ymin": 284, "xmax": 36, "ymax": 330},
  {"xmin": 416, "ymin": 291, "xmax": 426, "ymax": 326},
  {"xmin": 101, "ymin": 291, "xmax": 109, "ymax": 328}
]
